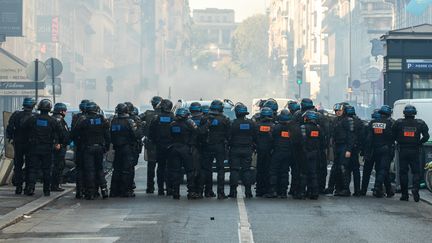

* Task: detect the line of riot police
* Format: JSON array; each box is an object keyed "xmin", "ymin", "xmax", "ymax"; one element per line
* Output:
[{"xmin": 6, "ymin": 96, "xmax": 429, "ymax": 202}]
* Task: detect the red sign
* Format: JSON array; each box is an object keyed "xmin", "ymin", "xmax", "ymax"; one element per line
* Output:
[{"xmin": 51, "ymin": 16, "xmax": 59, "ymax": 42}]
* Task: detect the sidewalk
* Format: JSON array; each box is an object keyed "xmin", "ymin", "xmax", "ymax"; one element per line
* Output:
[
  {"xmin": 0, "ymin": 184, "xmax": 74, "ymax": 230},
  {"xmin": 419, "ymin": 189, "xmax": 432, "ymax": 205}
]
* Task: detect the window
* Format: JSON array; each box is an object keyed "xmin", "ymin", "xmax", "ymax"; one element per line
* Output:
[{"xmin": 405, "ymin": 74, "xmax": 432, "ymax": 99}]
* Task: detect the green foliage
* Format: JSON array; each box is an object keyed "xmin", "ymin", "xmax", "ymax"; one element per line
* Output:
[{"xmin": 232, "ymin": 14, "xmax": 269, "ymax": 77}]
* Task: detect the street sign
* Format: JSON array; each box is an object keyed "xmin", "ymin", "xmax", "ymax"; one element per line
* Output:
[
  {"xmin": 352, "ymin": 79, "xmax": 361, "ymax": 89},
  {"xmin": 0, "ymin": 0, "xmax": 23, "ymax": 37},
  {"xmin": 366, "ymin": 67, "xmax": 381, "ymax": 81},
  {"xmin": 45, "ymin": 58, "xmax": 63, "ymax": 77},
  {"xmin": 26, "ymin": 60, "xmax": 47, "ymax": 81}
]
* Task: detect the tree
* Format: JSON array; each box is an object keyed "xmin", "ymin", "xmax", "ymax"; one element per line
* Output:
[{"xmin": 232, "ymin": 14, "xmax": 269, "ymax": 78}]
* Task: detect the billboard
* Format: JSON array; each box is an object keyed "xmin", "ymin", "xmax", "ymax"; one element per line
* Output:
[
  {"xmin": 0, "ymin": 0, "xmax": 23, "ymax": 37},
  {"xmin": 37, "ymin": 16, "xmax": 59, "ymax": 43}
]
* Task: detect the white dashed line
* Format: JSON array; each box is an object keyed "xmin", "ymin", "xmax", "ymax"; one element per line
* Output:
[{"xmin": 236, "ymin": 187, "xmax": 254, "ymax": 243}]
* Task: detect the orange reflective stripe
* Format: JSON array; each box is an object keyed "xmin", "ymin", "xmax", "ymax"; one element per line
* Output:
[
  {"xmin": 310, "ymin": 131, "xmax": 319, "ymax": 137},
  {"xmin": 281, "ymin": 131, "xmax": 290, "ymax": 138},
  {"xmin": 404, "ymin": 131, "xmax": 415, "ymax": 137},
  {"xmin": 374, "ymin": 128, "xmax": 383, "ymax": 134},
  {"xmin": 259, "ymin": 126, "xmax": 271, "ymax": 132}
]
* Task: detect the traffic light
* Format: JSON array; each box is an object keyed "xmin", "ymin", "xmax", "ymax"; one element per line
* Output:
[
  {"xmin": 106, "ymin": 76, "xmax": 113, "ymax": 92},
  {"xmin": 296, "ymin": 70, "xmax": 303, "ymax": 85}
]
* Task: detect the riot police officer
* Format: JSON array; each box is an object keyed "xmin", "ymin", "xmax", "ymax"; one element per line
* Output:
[
  {"xmin": 74, "ymin": 102, "xmax": 110, "ymax": 200},
  {"xmin": 317, "ymin": 108, "xmax": 331, "ymax": 194},
  {"xmin": 126, "ymin": 102, "xmax": 144, "ymax": 190},
  {"xmin": 23, "ymin": 99, "xmax": 62, "ymax": 196},
  {"xmin": 364, "ymin": 105, "xmax": 395, "ymax": 198},
  {"xmin": 189, "ymin": 102, "xmax": 206, "ymax": 198},
  {"xmin": 139, "ymin": 96, "xmax": 162, "ymax": 194},
  {"xmin": 6, "ymin": 97, "xmax": 36, "ymax": 194},
  {"xmin": 331, "ymin": 103, "xmax": 355, "ymax": 196},
  {"xmin": 228, "ymin": 103, "xmax": 256, "ymax": 199},
  {"xmin": 251, "ymin": 99, "xmax": 267, "ymax": 122},
  {"xmin": 298, "ymin": 111, "xmax": 323, "ymax": 200},
  {"xmin": 294, "ymin": 98, "xmax": 315, "ymax": 123},
  {"xmin": 392, "ymin": 105, "xmax": 429, "ymax": 202},
  {"xmin": 149, "ymin": 99, "xmax": 175, "ymax": 196},
  {"xmin": 110, "ymin": 103, "xmax": 141, "ymax": 197},
  {"xmin": 345, "ymin": 105, "xmax": 364, "ymax": 196},
  {"xmin": 51, "ymin": 103, "xmax": 71, "ymax": 192},
  {"xmin": 71, "ymin": 99, "xmax": 90, "ymax": 199},
  {"xmin": 169, "ymin": 108, "xmax": 200, "ymax": 199},
  {"xmin": 266, "ymin": 109, "xmax": 300, "ymax": 198},
  {"xmin": 201, "ymin": 100, "xmax": 231, "ymax": 199},
  {"xmin": 255, "ymin": 107, "xmax": 275, "ymax": 197}
]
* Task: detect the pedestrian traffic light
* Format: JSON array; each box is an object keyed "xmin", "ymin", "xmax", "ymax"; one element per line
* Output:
[{"xmin": 296, "ymin": 70, "xmax": 303, "ymax": 85}]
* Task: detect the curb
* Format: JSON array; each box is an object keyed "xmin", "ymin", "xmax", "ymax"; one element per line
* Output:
[{"xmin": 0, "ymin": 187, "xmax": 74, "ymax": 230}]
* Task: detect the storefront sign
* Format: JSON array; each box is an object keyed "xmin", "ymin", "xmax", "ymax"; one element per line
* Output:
[{"xmin": 407, "ymin": 59, "xmax": 432, "ymax": 71}]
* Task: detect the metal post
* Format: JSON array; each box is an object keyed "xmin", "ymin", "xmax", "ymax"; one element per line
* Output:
[
  {"xmin": 107, "ymin": 91, "xmax": 110, "ymax": 110},
  {"xmin": 298, "ymin": 84, "xmax": 302, "ymax": 98},
  {"xmin": 139, "ymin": 0, "xmax": 144, "ymax": 89},
  {"xmin": 35, "ymin": 59, "xmax": 39, "ymax": 103},
  {"xmin": 51, "ymin": 58, "xmax": 56, "ymax": 103},
  {"xmin": 348, "ymin": 0, "xmax": 352, "ymax": 101}
]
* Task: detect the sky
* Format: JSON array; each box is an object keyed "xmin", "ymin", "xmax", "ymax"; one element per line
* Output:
[{"xmin": 189, "ymin": 0, "xmax": 267, "ymax": 22}]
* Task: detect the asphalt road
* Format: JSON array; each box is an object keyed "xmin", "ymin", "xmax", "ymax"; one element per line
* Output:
[{"xmin": 1, "ymin": 162, "xmax": 432, "ymax": 243}]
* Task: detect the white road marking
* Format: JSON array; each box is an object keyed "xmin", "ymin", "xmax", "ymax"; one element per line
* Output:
[{"xmin": 236, "ymin": 187, "xmax": 254, "ymax": 243}]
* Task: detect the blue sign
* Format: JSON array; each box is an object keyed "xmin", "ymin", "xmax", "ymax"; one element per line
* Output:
[
  {"xmin": 0, "ymin": 0, "xmax": 23, "ymax": 36},
  {"xmin": 407, "ymin": 59, "xmax": 432, "ymax": 71}
]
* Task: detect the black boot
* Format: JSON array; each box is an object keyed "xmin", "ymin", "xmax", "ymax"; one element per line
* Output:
[
  {"xmin": 217, "ymin": 192, "xmax": 227, "ymax": 200},
  {"xmin": 400, "ymin": 194, "xmax": 409, "ymax": 201},
  {"xmin": 245, "ymin": 187, "xmax": 253, "ymax": 199},
  {"xmin": 15, "ymin": 185, "xmax": 23, "ymax": 195},
  {"xmin": 373, "ymin": 188, "xmax": 384, "ymax": 198},
  {"xmin": 158, "ymin": 189, "xmax": 165, "ymax": 196},
  {"xmin": 101, "ymin": 187, "xmax": 109, "ymax": 199},
  {"xmin": 205, "ymin": 191, "xmax": 216, "ymax": 198},
  {"xmin": 146, "ymin": 187, "xmax": 154, "ymax": 194},
  {"xmin": 44, "ymin": 190, "xmax": 51, "ymax": 196},
  {"xmin": 25, "ymin": 187, "xmax": 35, "ymax": 196},
  {"xmin": 228, "ymin": 187, "xmax": 237, "ymax": 198},
  {"xmin": 412, "ymin": 190, "xmax": 420, "ymax": 202}
]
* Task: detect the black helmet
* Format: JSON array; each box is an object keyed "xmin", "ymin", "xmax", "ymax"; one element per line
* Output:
[
  {"xmin": 115, "ymin": 103, "xmax": 129, "ymax": 115},
  {"xmin": 53, "ymin": 103, "xmax": 67, "ymax": 113},
  {"xmin": 86, "ymin": 102, "xmax": 98, "ymax": 113},
  {"xmin": 278, "ymin": 109, "xmax": 293, "ymax": 122},
  {"xmin": 260, "ymin": 107, "xmax": 273, "ymax": 118},
  {"xmin": 371, "ymin": 109, "xmax": 381, "ymax": 119},
  {"xmin": 202, "ymin": 105, "xmax": 210, "ymax": 115},
  {"xmin": 403, "ymin": 105, "xmax": 417, "ymax": 117},
  {"xmin": 132, "ymin": 107, "xmax": 139, "ymax": 116},
  {"xmin": 189, "ymin": 102, "xmax": 202, "ymax": 113},
  {"xmin": 175, "ymin": 108, "xmax": 190, "ymax": 119},
  {"xmin": 22, "ymin": 97, "xmax": 36, "ymax": 109},
  {"xmin": 287, "ymin": 100, "xmax": 300, "ymax": 113},
  {"xmin": 151, "ymin": 96, "xmax": 163, "ymax": 108},
  {"xmin": 345, "ymin": 105, "xmax": 356, "ymax": 116},
  {"xmin": 234, "ymin": 102, "xmax": 249, "ymax": 117},
  {"xmin": 79, "ymin": 99, "xmax": 90, "ymax": 111},
  {"xmin": 379, "ymin": 105, "xmax": 392, "ymax": 116},
  {"xmin": 124, "ymin": 102, "xmax": 134, "ymax": 114},
  {"xmin": 263, "ymin": 99, "xmax": 278, "ymax": 112},
  {"xmin": 37, "ymin": 99, "xmax": 52, "ymax": 112},
  {"xmin": 159, "ymin": 99, "xmax": 173, "ymax": 113},
  {"xmin": 303, "ymin": 110, "xmax": 319, "ymax": 123},
  {"xmin": 333, "ymin": 103, "xmax": 345, "ymax": 112},
  {"xmin": 210, "ymin": 100, "xmax": 224, "ymax": 113},
  {"xmin": 301, "ymin": 98, "xmax": 314, "ymax": 110}
]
